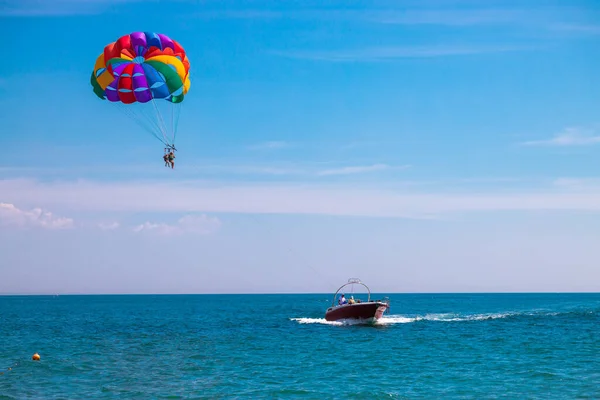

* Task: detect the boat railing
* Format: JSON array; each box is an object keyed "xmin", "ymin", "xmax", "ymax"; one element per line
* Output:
[
  {"xmin": 330, "ymin": 278, "xmax": 393, "ymax": 308},
  {"xmin": 331, "ymin": 278, "xmax": 372, "ymax": 307}
]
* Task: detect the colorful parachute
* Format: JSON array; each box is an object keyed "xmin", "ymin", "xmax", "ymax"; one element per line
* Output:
[{"xmin": 90, "ymin": 31, "xmax": 191, "ymax": 148}]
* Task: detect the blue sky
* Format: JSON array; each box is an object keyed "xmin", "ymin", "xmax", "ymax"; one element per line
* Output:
[{"xmin": 1, "ymin": 0, "xmax": 599, "ymax": 294}]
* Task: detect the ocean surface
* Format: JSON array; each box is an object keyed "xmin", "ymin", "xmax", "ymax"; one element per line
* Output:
[{"xmin": 1, "ymin": 293, "xmax": 599, "ymax": 399}]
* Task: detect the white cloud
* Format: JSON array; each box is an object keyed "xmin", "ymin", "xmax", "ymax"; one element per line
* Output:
[
  {"xmin": 0, "ymin": 202, "xmax": 74, "ymax": 229},
  {"xmin": 273, "ymin": 45, "xmax": 531, "ymax": 62},
  {"xmin": 371, "ymin": 9, "xmax": 529, "ymax": 26},
  {"xmin": 192, "ymin": 8, "xmax": 549, "ymax": 27},
  {"xmin": 133, "ymin": 214, "xmax": 221, "ymax": 236},
  {"xmin": 0, "ymin": 0, "xmax": 145, "ymax": 16},
  {"xmin": 521, "ymin": 127, "xmax": 600, "ymax": 146},
  {"xmin": 552, "ymin": 24, "xmax": 600, "ymax": 35},
  {"xmin": 178, "ymin": 214, "xmax": 222, "ymax": 233},
  {"xmin": 553, "ymin": 178, "xmax": 600, "ymax": 191},
  {"xmin": 98, "ymin": 221, "xmax": 120, "ymax": 231},
  {"xmin": 197, "ymin": 164, "xmax": 304, "ymax": 176},
  {"xmin": 0, "ymin": 160, "xmax": 410, "ymax": 179},
  {"xmin": 132, "ymin": 222, "xmax": 180, "ymax": 235},
  {"xmin": 317, "ymin": 164, "xmax": 409, "ymax": 176},
  {"xmin": 194, "ymin": 162, "xmax": 405, "ymax": 177},
  {"xmin": 2, "ymin": 178, "xmax": 600, "ymax": 219},
  {"xmin": 247, "ymin": 141, "xmax": 292, "ymax": 150}
]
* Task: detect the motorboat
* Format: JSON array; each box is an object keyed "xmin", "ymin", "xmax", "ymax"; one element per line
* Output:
[{"xmin": 325, "ymin": 278, "xmax": 390, "ymax": 322}]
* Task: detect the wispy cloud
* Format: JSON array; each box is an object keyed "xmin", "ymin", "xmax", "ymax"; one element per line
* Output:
[
  {"xmin": 0, "ymin": 0, "xmax": 144, "ymax": 16},
  {"xmin": 191, "ymin": 7, "xmax": 562, "ymax": 28},
  {"xmin": 98, "ymin": 221, "xmax": 120, "ymax": 231},
  {"xmin": 3, "ymin": 178, "xmax": 600, "ymax": 219},
  {"xmin": 0, "ymin": 160, "xmax": 409, "ymax": 179},
  {"xmin": 186, "ymin": 162, "xmax": 408, "ymax": 177},
  {"xmin": 192, "ymin": 9, "xmax": 285, "ymax": 20},
  {"xmin": 0, "ymin": 202, "xmax": 74, "ymax": 229},
  {"xmin": 133, "ymin": 214, "xmax": 221, "ymax": 236},
  {"xmin": 370, "ymin": 8, "xmax": 529, "ymax": 26},
  {"xmin": 273, "ymin": 44, "xmax": 531, "ymax": 62},
  {"xmin": 552, "ymin": 24, "xmax": 600, "ymax": 35},
  {"xmin": 553, "ymin": 178, "xmax": 600, "ymax": 191},
  {"xmin": 247, "ymin": 141, "xmax": 293, "ymax": 150},
  {"xmin": 340, "ymin": 141, "xmax": 382, "ymax": 150},
  {"xmin": 521, "ymin": 127, "xmax": 600, "ymax": 146},
  {"xmin": 199, "ymin": 164, "xmax": 303, "ymax": 176},
  {"xmin": 0, "ymin": 200, "xmax": 221, "ymax": 233},
  {"xmin": 317, "ymin": 164, "xmax": 409, "ymax": 176}
]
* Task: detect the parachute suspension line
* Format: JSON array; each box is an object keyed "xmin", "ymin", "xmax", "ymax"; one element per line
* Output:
[
  {"xmin": 119, "ymin": 105, "xmax": 161, "ymax": 138},
  {"xmin": 114, "ymin": 104, "xmax": 169, "ymax": 147},
  {"xmin": 126, "ymin": 106, "xmax": 167, "ymax": 146},
  {"xmin": 151, "ymin": 98, "xmax": 171, "ymax": 146},
  {"xmin": 172, "ymin": 101, "xmax": 182, "ymax": 145},
  {"xmin": 150, "ymin": 99, "xmax": 167, "ymax": 144}
]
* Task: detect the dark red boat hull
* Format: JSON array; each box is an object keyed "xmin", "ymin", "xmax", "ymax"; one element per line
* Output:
[{"xmin": 325, "ymin": 302, "xmax": 389, "ymax": 322}]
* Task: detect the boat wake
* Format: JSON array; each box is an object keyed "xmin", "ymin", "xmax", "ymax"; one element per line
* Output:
[
  {"xmin": 290, "ymin": 312, "xmax": 514, "ymax": 326},
  {"xmin": 291, "ymin": 317, "xmax": 381, "ymax": 326},
  {"xmin": 393, "ymin": 312, "xmax": 517, "ymax": 323},
  {"xmin": 290, "ymin": 308, "xmax": 597, "ymax": 326}
]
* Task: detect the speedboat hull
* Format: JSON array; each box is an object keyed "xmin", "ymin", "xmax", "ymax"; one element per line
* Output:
[{"xmin": 325, "ymin": 301, "xmax": 389, "ymax": 322}]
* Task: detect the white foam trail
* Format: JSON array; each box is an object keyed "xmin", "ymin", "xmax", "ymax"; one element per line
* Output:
[
  {"xmin": 415, "ymin": 312, "xmax": 515, "ymax": 322},
  {"xmin": 291, "ymin": 311, "xmax": 521, "ymax": 326},
  {"xmin": 290, "ymin": 317, "xmax": 378, "ymax": 326},
  {"xmin": 292, "ymin": 308, "xmax": 597, "ymax": 326},
  {"xmin": 373, "ymin": 316, "xmax": 417, "ymax": 324},
  {"xmin": 291, "ymin": 318, "xmax": 340, "ymax": 325}
]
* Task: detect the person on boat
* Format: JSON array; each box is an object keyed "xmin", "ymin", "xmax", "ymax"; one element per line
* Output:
[
  {"xmin": 348, "ymin": 296, "xmax": 355, "ymax": 304},
  {"xmin": 338, "ymin": 293, "xmax": 347, "ymax": 306}
]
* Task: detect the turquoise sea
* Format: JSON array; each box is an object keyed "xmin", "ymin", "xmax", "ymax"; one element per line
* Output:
[{"xmin": 1, "ymin": 293, "xmax": 599, "ymax": 399}]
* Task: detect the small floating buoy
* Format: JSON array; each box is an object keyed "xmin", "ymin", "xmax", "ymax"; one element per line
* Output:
[{"xmin": 32, "ymin": 353, "xmax": 40, "ymax": 361}]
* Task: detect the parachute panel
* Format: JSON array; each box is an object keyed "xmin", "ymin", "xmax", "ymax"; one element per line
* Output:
[{"xmin": 145, "ymin": 54, "xmax": 187, "ymax": 83}]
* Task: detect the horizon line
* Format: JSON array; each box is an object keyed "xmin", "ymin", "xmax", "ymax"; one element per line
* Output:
[{"xmin": 1, "ymin": 291, "xmax": 599, "ymax": 296}]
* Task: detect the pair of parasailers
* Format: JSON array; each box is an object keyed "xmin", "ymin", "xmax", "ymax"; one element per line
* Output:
[{"xmin": 163, "ymin": 149, "xmax": 176, "ymax": 169}]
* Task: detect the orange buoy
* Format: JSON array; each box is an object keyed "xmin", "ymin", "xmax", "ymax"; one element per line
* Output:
[{"xmin": 32, "ymin": 353, "xmax": 40, "ymax": 361}]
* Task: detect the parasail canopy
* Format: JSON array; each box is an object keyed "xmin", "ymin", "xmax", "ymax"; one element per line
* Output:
[{"xmin": 90, "ymin": 31, "xmax": 191, "ymax": 149}]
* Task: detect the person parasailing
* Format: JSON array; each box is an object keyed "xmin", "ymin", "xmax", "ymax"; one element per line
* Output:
[
  {"xmin": 163, "ymin": 145, "xmax": 176, "ymax": 168},
  {"xmin": 168, "ymin": 150, "xmax": 175, "ymax": 169},
  {"xmin": 90, "ymin": 31, "xmax": 191, "ymax": 168}
]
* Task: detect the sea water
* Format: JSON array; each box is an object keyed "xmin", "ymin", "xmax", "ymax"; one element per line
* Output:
[{"xmin": 1, "ymin": 293, "xmax": 599, "ymax": 399}]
